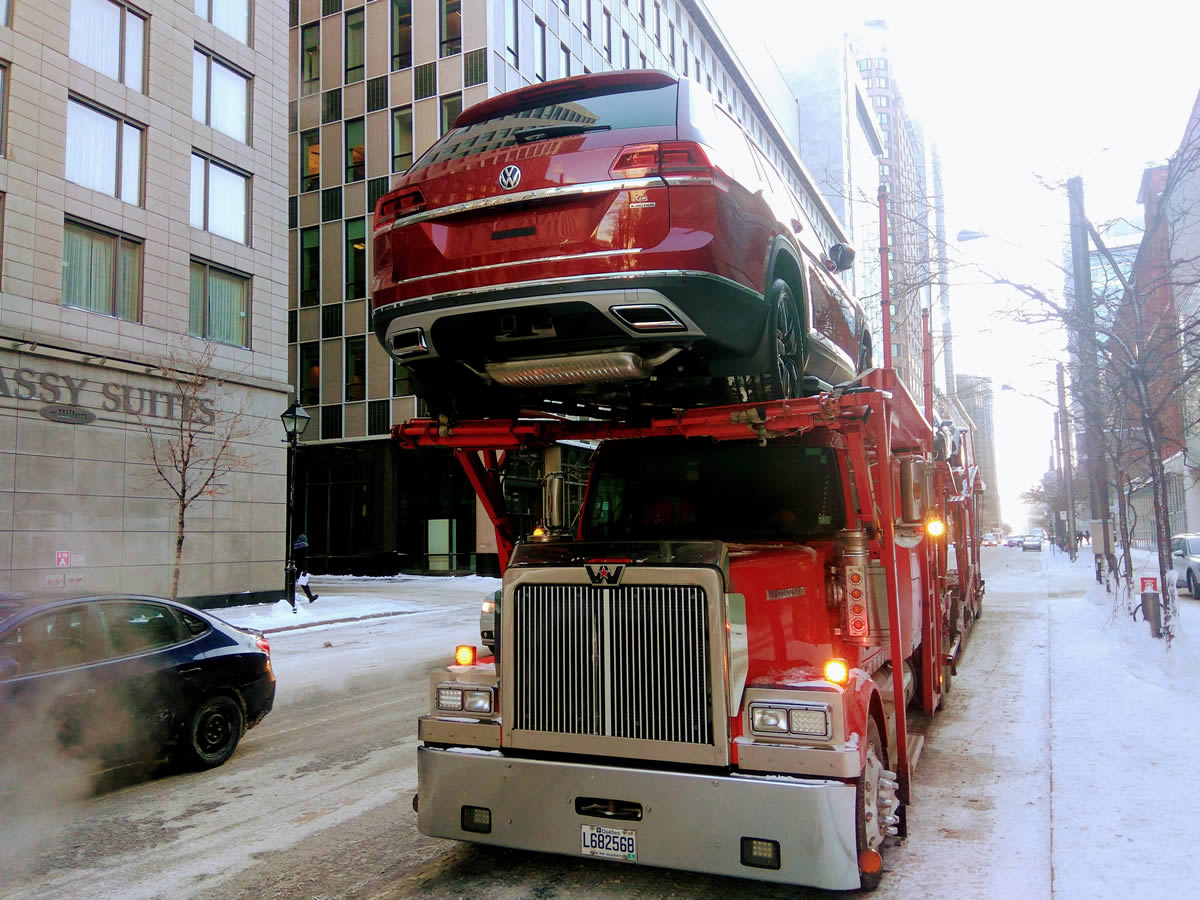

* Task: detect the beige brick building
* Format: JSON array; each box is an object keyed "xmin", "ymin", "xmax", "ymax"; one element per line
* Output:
[{"xmin": 0, "ymin": 0, "xmax": 292, "ymax": 602}]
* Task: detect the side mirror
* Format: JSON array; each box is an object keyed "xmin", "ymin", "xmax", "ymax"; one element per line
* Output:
[
  {"xmin": 1174, "ymin": 550, "xmax": 1184, "ymax": 558},
  {"xmin": 828, "ymin": 242, "xmax": 856, "ymax": 272},
  {"xmin": 544, "ymin": 471, "xmax": 567, "ymax": 535}
]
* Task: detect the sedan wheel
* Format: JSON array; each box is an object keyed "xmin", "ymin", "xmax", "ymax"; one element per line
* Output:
[
  {"xmin": 1189, "ymin": 570, "xmax": 1197, "ymax": 597},
  {"xmin": 183, "ymin": 694, "xmax": 245, "ymax": 770}
]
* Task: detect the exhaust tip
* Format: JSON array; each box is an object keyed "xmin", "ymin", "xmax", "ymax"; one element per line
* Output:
[
  {"xmin": 611, "ymin": 304, "xmax": 687, "ymax": 332},
  {"xmin": 389, "ymin": 327, "xmax": 428, "ymax": 358},
  {"xmin": 487, "ymin": 351, "xmax": 653, "ymax": 387}
]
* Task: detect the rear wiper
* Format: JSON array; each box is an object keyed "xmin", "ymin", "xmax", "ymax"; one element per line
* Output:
[{"xmin": 513, "ymin": 124, "xmax": 612, "ymax": 144}]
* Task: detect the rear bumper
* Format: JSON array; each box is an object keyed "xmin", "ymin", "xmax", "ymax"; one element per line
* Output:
[
  {"xmin": 416, "ymin": 745, "xmax": 861, "ymax": 890},
  {"xmin": 371, "ymin": 270, "xmax": 767, "ymax": 372},
  {"xmin": 242, "ymin": 669, "xmax": 276, "ymax": 729}
]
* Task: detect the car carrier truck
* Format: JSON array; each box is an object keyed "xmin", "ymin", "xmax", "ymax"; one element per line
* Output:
[{"xmin": 392, "ymin": 366, "xmax": 984, "ymax": 891}]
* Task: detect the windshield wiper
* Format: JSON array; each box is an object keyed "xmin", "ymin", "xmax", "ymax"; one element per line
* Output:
[{"xmin": 513, "ymin": 124, "xmax": 612, "ymax": 144}]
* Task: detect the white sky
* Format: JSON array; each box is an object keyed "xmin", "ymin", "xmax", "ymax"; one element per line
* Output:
[{"xmin": 714, "ymin": 0, "xmax": 1200, "ymax": 529}]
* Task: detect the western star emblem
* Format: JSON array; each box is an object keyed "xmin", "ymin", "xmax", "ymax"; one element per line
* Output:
[
  {"xmin": 498, "ymin": 164, "xmax": 522, "ymax": 190},
  {"xmin": 586, "ymin": 563, "xmax": 624, "ymax": 585}
]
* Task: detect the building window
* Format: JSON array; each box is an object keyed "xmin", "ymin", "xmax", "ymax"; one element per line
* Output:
[
  {"xmin": 71, "ymin": 0, "xmax": 146, "ymax": 92},
  {"xmin": 534, "ymin": 19, "xmax": 546, "ymax": 81},
  {"xmin": 62, "ymin": 220, "xmax": 141, "ymax": 322},
  {"xmin": 560, "ymin": 43, "xmax": 570, "ymax": 78},
  {"xmin": 322, "ymin": 303, "xmax": 342, "ymax": 337},
  {"xmin": 299, "ymin": 342, "xmax": 320, "ymax": 406},
  {"xmin": 0, "ymin": 65, "xmax": 5, "ymax": 154},
  {"xmin": 322, "ymin": 88, "xmax": 343, "ymax": 123},
  {"xmin": 193, "ymin": 48, "xmax": 250, "ymax": 143},
  {"xmin": 345, "ymin": 118, "xmax": 365, "ymax": 182},
  {"xmin": 877, "ymin": 76, "xmax": 890, "ymax": 89},
  {"xmin": 440, "ymin": 93, "xmax": 462, "ymax": 136},
  {"xmin": 602, "ymin": 9, "xmax": 611, "ymax": 61},
  {"xmin": 505, "ymin": 0, "xmax": 518, "ymax": 67},
  {"xmin": 393, "ymin": 359, "xmax": 412, "ymax": 396},
  {"xmin": 440, "ymin": 0, "xmax": 461, "ymax": 57},
  {"xmin": 877, "ymin": 58, "xmax": 888, "ymax": 69},
  {"xmin": 300, "ymin": 129, "xmax": 320, "ymax": 192},
  {"xmin": 301, "ymin": 24, "xmax": 320, "ymax": 96},
  {"xmin": 876, "ymin": 95, "xmax": 889, "ymax": 107},
  {"xmin": 682, "ymin": 42, "xmax": 688, "ymax": 75},
  {"xmin": 857, "ymin": 59, "xmax": 870, "ymax": 71},
  {"xmin": 392, "ymin": 106, "xmax": 413, "ymax": 171},
  {"xmin": 622, "ymin": 32, "xmax": 630, "ymax": 69},
  {"xmin": 346, "ymin": 10, "xmax": 365, "ymax": 82},
  {"xmin": 392, "ymin": 0, "xmax": 412, "ymax": 69},
  {"xmin": 583, "ymin": 0, "xmax": 591, "ymax": 39},
  {"xmin": 668, "ymin": 22, "xmax": 675, "ymax": 65},
  {"xmin": 190, "ymin": 153, "xmax": 249, "ymax": 244},
  {"xmin": 638, "ymin": 0, "xmax": 645, "ymax": 26},
  {"xmin": 345, "ymin": 336, "xmax": 366, "ymax": 401},
  {"xmin": 66, "ymin": 99, "xmax": 142, "ymax": 206},
  {"xmin": 189, "ymin": 259, "xmax": 249, "ymax": 347},
  {"xmin": 654, "ymin": 2, "xmax": 661, "ymax": 45},
  {"xmin": 639, "ymin": 52, "xmax": 646, "ymax": 69},
  {"xmin": 321, "ymin": 404, "xmax": 342, "ymax": 439},
  {"xmin": 300, "ymin": 227, "xmax": 319, "ymax": 307},
  {"xmin": 464, "ymin": 47, "xmax": 487, "ymax": 86},
  {"xmin": 196, "ymin": 0, "xmax": 251, "ymax": 45},
  {"xmin": 345, "ymin": 217, "xmax": 366, "ymax": 298},
  {"xmin": 414, "ymin": 62, "xmax": 436, "ymax": 99},
  {"xmin": 877, "ymin": 112, "xmax": 889, "ymax": 126}
]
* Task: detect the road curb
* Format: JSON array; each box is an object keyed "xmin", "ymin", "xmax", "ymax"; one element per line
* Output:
[{"xmin": 261, "ymin": 609, "xmax": 417, "ymax": 634}]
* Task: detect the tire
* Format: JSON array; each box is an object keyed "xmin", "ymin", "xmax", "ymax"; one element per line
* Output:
[
  {"xmin": 856, "ymin": 718, "xmax": 893, "ymax": 892},
  {"xmin": 182, "ymin": 694, "xmax": 245, "ymax": 770},
  {"xmin": 857, "ymin": 331, "xmax": 873, "ymax": 373},
  {"xmin": 752, "ymin": 277, "xmax": 803, "ymax": 401}
]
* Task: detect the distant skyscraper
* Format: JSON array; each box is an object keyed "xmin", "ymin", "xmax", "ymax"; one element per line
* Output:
[{"xmin": 956, "ymin": 374, "xmax": 1002, "ymax": 529}]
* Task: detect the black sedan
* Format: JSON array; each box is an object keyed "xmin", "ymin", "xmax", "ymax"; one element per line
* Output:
[{"xmin": 0, "ymin": 593, "xmax": 275, "ymax": 771}]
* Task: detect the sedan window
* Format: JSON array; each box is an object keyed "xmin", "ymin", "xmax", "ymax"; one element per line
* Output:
[
  {"xmin": 1188, "ymin": 539, "xmax": 1200, "ymax": 556},
  {"xmin": 0, "ymin": 605, "xmax": 100, "ymax": 676},
  {"xmin": 101, "ymin": 602, "xmax": 185, "ymax": 657}
]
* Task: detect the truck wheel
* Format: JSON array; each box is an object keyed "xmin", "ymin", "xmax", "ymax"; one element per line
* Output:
[{"xmin": 856, "ymin": 718, "xmax": 895, "ymax": 891}]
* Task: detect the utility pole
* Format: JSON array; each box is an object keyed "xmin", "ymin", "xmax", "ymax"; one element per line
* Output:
[
  {"xmin": 1068, "ymin": 177, "xmax": 1109, "ymax": 580},
  {"xmin": 1057, "ymin": 363, "xmax": 1077, "ymax": 561}
]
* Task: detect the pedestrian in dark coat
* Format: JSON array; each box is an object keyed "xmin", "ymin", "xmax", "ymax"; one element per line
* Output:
[{"xmin": 293, "ymin": 534, "xmax": 318, "ymax": 604}]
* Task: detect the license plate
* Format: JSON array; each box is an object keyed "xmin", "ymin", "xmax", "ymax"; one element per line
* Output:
[{"xmin": 580, "ymin": 824, "xmax": 637, "ymax": 861}]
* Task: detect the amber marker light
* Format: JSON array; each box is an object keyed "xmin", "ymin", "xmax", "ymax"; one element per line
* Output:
[
  {"xmin": 823, "ymin": 659, "xmax": 850, "ymax": 684},
  {"xmin": 925, "ymin": 518, "xmax": 947, "ymax": 538},
  {"xmin": 455, "ymin": 645, "xmax": 477, "ymax": 666},
  {"xmin": 531, "ymin": 525, "xmax": 547, "ymax": 537}
]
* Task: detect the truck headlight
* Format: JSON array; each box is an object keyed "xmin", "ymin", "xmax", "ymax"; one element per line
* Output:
[
  {"xmin": 751, "ymin": 706, "xmax": 789, "ymax": 733},
  {"xmin": 788, "ymin": 705, "xmax": 831, "ymax": 738},
  {"xmin": 437, "ymin": 688, "xmax": 464, "ymax": 710},
  {"xmin": 463, "ymin": 689, "xmax": 494, "ymax": 713}
]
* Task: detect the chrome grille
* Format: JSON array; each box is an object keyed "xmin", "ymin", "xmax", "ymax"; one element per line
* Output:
[{"xmin": 513, "ymin": 584, "xmax": 712, "ymax": 745}]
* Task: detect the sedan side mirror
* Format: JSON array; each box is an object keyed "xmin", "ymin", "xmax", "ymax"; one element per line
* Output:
[{"xmin": 1174, "ymin": 550, "xmax": 1184, "ymax": 557}]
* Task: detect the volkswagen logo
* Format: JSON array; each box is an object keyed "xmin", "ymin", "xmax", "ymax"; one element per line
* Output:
[{"xmin": 498, "ymin": 165, "xmax": 522, "ymax": 190}]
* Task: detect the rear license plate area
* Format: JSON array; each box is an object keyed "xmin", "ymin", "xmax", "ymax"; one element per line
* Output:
[{"xmin": 580, "ymin": 825, "xmax": 637, "ymax": 861}]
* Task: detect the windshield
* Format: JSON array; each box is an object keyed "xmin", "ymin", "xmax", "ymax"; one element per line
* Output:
[
  {"xmin": 581, "ymin": 438, "xmax": 845, "ymax": 543},
  {"xmin": 409, "ymin": 82, "xmax": 678, "ymax": 174}
]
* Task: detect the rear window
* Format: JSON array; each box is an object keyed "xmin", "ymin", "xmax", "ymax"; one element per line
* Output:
[{"xmin": 410, "ymin": 82, "xmax": 678, "ymax": 174}]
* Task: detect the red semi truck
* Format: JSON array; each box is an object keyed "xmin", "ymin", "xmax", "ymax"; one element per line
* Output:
[{"xmin": 394, "ymin": 366, "xmax": 984, "ymax": 891}]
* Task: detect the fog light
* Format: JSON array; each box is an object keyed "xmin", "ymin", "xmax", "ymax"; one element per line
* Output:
[
  {"xmin": 788, "ymin": 706, "xmax": 831, "ymax": 737},
  {"xmin": 461, "ymin": 805, "xmax": 492, "ymax": 834},
  {"xmin": 751, "ymin": 706, "xmax": 789, "ymax": 733},
  {"xmin": 740, "ymin": 836, "xmax": 781, "ymax": 870},
  {"xmin": 464, "ymin": 689, "xmax": 493, "ymax": 714},
  {"xmin": 436, "ymin": 688, "xmax": 464, "ymax": 710}
]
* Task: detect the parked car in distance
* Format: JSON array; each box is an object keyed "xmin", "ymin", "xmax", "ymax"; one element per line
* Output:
[
  {"xmin": 981, "ymin": 532, "xmax": 1002, "ymax": 547},
  {"xmin": 1021, "ymin": 534, "xmax": 1043, "ymax": 552},
  {"xmin": 371, "ymin": 70, "xmax": 870, "ymax": 419},
  {"xmin": 1169, "ymin": 533, "xmax": 1200, "ymax": 595},
  {"xmin": 0, "ymin": 593, "xmax": 275, "ymax": 772},
  {"xmin": 1005, "ymin": 534, "xmax": 1023, "ymax": 547}
]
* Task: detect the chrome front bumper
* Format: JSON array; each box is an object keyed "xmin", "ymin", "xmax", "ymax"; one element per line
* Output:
[{"xmin": 416, "ymin": 745, "xmax": 861, "ymax": 890}]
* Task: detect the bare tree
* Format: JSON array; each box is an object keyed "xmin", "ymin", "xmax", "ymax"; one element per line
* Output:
[{"xmin": 136, "ymin": 342, "xmax": 259, "ymax": 602}]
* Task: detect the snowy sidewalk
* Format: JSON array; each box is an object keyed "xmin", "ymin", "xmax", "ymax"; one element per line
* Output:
[
  {"xmin": 1038, "ymin": 549, "xmax": 1199, "ymax": 897},
  {"xmin": 211, "ymin": 574, "xmax": 500, "ymax": 635}
]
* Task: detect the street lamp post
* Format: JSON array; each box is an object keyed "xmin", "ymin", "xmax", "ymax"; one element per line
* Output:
[{"xmin": 281, "ymin": 402, "xmax": 311, "ymax": 611}]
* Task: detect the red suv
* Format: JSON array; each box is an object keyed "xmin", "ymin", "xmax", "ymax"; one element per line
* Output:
[{"xmin": 371, "ymin": 70, "xmax": 870, "ymax": 418}]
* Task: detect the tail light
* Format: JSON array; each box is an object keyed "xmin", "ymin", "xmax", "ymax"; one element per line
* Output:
[
  {"xmin": 609, "ymin": 141, "xmax": 714, "ymax": 183},
  {"xmin": 375, "ymin": 187, "xmax": 426, "ymax": 226},
  {"xmin": 255, "ymin": 635, "xmax": 271, "ymax": 655}
]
